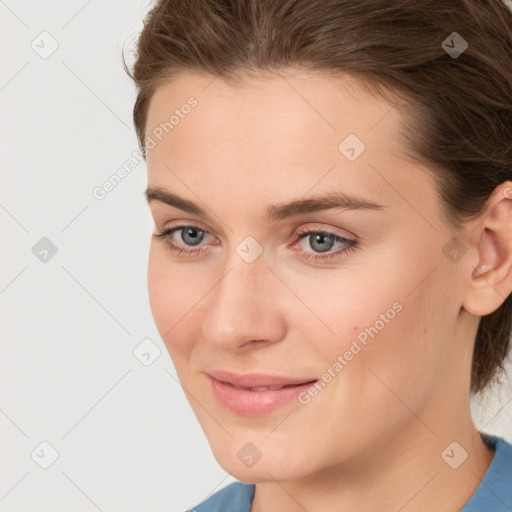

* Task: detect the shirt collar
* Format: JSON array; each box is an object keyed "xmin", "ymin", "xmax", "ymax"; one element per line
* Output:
[{"xmin": 460, "ymin": 432, "xmax": 512, "ymax": 512}]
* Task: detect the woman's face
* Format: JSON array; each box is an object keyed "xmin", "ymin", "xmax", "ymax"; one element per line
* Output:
[{"xmin": 145, "ymin": 70, "xmax": 477, "ymax": 481}]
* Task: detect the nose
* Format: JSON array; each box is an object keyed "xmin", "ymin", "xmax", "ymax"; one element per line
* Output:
[{"xmin": 200, "ymin": 254, "xmax": 288, "ymax": 351}]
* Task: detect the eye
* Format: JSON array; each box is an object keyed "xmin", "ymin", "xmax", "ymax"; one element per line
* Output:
[
  {"xmin": 293, "ymin": 227, "xmax": 358, "ymax": 262},
  {"xmin": 153, "ymin": 224, "xmax": 358, "ymax": 262},
  {"xmin": 153, "ymin": 225, "xmax": 215, "ymax": 257}
]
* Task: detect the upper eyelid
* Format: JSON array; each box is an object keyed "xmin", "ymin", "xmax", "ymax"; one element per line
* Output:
[
  {"xmin": 296, "ymin": 225, "xmax": 356, "ymax": 240},
  {"xmin": 164, "ymin": 223, "xmax": 216, "ymax": 239},
  {"xmin": 158, "ymin": 218, "xmax": 355, "ymax": 235},
  {"xmin": 159, "ymin": 222, "xmax": 354, "ymax": 238}
]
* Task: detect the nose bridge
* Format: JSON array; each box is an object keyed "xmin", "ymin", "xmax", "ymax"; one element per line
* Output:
[
  {"xmin": 201, "ymin": 248, "xmax": 285, "ymax": 347},
  {"xmin": 213, "ymin": 249, "xmax": 272, "ymax": 318}
]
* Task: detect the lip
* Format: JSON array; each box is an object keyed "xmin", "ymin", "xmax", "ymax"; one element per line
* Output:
[{"xmin": 207, "ymin": 370, "xmax": 318, "ymax": 416}]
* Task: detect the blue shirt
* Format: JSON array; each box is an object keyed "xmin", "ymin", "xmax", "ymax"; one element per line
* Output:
[{"xmin": 190, "ymin": 433, "xmax": 512, "ymax": 512}]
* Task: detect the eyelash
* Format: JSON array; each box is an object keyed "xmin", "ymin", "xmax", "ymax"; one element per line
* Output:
[{"xmin": 153, "ymin": 225, "xmax": 358, "ymax": 262}]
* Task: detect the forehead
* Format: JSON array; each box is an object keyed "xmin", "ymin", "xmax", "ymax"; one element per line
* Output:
[
  {"xmin": 144, "ymin": 70, "xmax": 434, "ymax": 222},
  {"xmin": 145, "ymin": 70, "xmax": 405, "ymax": 151}
]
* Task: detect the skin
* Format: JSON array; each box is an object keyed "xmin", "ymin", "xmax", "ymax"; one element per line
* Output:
[{"xmin": 144, "ymin": 69, "xmax": 512, "ymax": 512}]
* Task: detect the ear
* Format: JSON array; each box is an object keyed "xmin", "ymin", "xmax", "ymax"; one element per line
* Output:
[{"xmin": 462, "ymin": 181, "xmax": 512, "ymax": 316}]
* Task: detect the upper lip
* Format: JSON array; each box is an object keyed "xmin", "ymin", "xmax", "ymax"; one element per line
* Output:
[{"xmin": 207, "ymin": 369, "xmax": 318, "ymax": 388}]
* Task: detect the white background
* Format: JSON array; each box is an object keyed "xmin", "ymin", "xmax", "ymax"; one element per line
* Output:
[{"xmin": 1, "ymin": 1, "xmax": 511, "ymax": 511}]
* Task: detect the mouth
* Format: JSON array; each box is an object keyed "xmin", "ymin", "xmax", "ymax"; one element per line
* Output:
[
  {"xmin": 220, "ymin": 381, "xmax": 316, "ymax": 391},
  {"xmin": 206, "ymin": 370, "xmax": 318, "ymax": 416},
  {"xmin": 206, "ymin": 369, "xmax": 318, "ymax": 388}
]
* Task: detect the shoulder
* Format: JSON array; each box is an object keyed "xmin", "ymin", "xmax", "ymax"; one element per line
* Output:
[
  {"xmin": 188, "ymin": 482, "xmax": 255, "ymax": 512},
  {"xmin": 461, "ymin": 433, "xmax": 512, "ymax": 512}
]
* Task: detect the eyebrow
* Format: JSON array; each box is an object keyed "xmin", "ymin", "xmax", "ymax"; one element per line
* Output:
[{"xmin": 144, "ymin": 186, "xmax": 386, "ymax": 222}]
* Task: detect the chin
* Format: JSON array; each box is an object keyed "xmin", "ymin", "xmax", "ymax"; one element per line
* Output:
[{"xmin": 208, "ymin": 437, "xmax": 316, "ymax": 483}]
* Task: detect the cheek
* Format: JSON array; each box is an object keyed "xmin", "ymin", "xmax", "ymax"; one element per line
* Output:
[
  {"xmin": 345, "ymin": 279, "xmax": 453, "ymax": 415},
  {"xmin": 289, "ymin": 265, "xmax": 406, "ymax": 359},
  {"xmin": 309, "ymin": 256, "xmax": 452, "ymax": 403},
  {"xmin": 147, "ymin": 244, "xmax": 218, "ymax": 371},
  {"xmin": 147, "ymin": 245, "xmax": 194, "ymax": 352},
  {"xmin": 296, "ymin": 284, "xmax": 447, "ymax": 458},
  {"xmin": 147, "ymin": 247, "xmax": 171, "ymax": 331}
]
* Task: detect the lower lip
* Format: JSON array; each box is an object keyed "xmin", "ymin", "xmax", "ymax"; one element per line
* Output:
[{"xmin": 209, "ymin": 376, "xmax": 317, "ymax": 416}]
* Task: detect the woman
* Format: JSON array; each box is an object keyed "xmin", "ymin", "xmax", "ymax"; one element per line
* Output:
[{"xmin": 125, "ymin": 0, "xmax": 512, "ymax": 510}]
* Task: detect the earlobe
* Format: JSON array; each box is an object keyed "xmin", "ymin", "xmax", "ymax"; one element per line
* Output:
[{"xmin": 462, "ymin": 181, "xmax": 512, "ymax": 316}]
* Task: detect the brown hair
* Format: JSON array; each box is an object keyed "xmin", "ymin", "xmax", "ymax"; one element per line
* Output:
[{"xmin": 124, "ymin": 0, "xmax": 512, "ymax": 395}]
